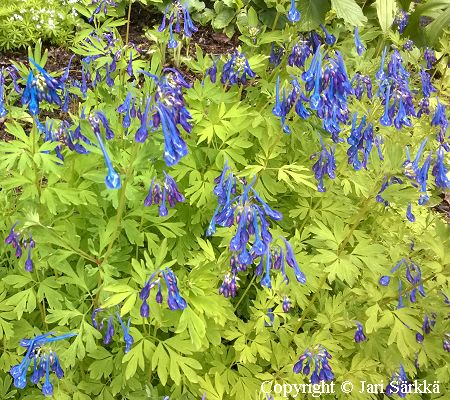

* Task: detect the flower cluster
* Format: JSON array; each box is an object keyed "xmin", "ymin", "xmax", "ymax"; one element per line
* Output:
[
  {"xmin": 21, "ymin": 58, "xmax": 70, "ymax": 116},
  {"xmin": 89, "ymin": 0, "xmax": 117, "ymax": 22},
  {"xmin": 159, "ymin": 0, "xmax": 198, "ymax": 48},
  {"xmin": 393, "ymin": 9, "xmax": 408, "ymax": 33},
  {"xmin": 424, "ymin": 48, "xmax": 436, "ymax": 69},
  {"xmin": 293, "ymin": 345, "xmax": 334, "ymax": 383},
  {"xmin": 415, "ymin": 314, "xmax": 436, "ymax": 343},
  {"xmin": 206, "ymin": 163, "xmax": 306, "ymax": 296},
  {"xmin": 351, "ymin": 73, "xmax": 372, "ymax": 100},
  {"xmin": 444, "ymin": 333, "xmax": 450, "ymax": 352},
  {"xmin": 311, "ymin": 135, "xmax": 336, "ymax": 192},
  {"xmin": 92, "ymin": 308, "xmax": 134, "ymax": 353},
  {"xmin": 140, "ymin": 268, "xmax": 187, "ymax": 317},
  {"xmin": 386, "ymin": 364, "xmax": 409, "ymax": 397},
  {"xmin": 431, "ymin": 101, "xmax": 449, "ymax": 147},
  {"xmin": 221, "ymin": 50, "xmax": 256, "ymax": 86},
  {"xmin": 380, "ymin": 257, "xmax": 425, "ymax": 307},
  {"xmin": 144, "ymin": 172, "xmax": 185, "ymax": 216},
  {"xmin": 10, "ymin": 332, "xmax": 77, "ymax": 397},
  {"xmin": 377, "ymin": 48, "xmax": 415, "ymax": 130},
  {"xmin": 354, "ymin": 321, "xmax": 367, "ymax": 343},
  {"xmin": 417, "ymin": 68, "xmax": 436, "ymax": 117},
  {"xmin": 5, "ymin": 223, "xmax": 36, "ymax": 272},
  {"xmin": 347, "ymin": 113, "xmax": 382, "ymax": 171}
]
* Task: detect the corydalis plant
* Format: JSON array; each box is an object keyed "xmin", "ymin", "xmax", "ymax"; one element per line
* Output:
[
  {"xmin": 293, "ymin": 345, "xmax": 334, "ymax": 383},
  {"xmin": 144, "ymin": 172, "xmax": 185, "ymax": 217},
  {"xmin": 88, "ymin": 114, "xmax": 121, "ymax": 190},
  {"xmin": 140, "ymin": 267, "xmax": 187, "ymax": 317},
  {"xmin": 10, "ymin": 332, "xmax": 76, "ymax": 397},
  {"xmin": 21, "ymin": 57, "xmax": 72, "ymax": 116},
  {"xmin": 135, "ymin": 68, "xmax": 192, "ymax": 166},
  {"xmin": 4, "ymin": 223, "xmax": 36, "ymax": 272},
  {"xmin": 92, "ymin": 308, "xmax": 134, "ymax": 353},
  {"xmin": 380, "ymin": 257, "xmax": 426, "ymax": 307},
  {"xmin": 221, "ymin": 50, "xmax": 256, "ymax": 86},
  {"xmin": 159, "ymin": 0, "xmax": 198, "ymax": 49},
  {"xmin": 207, "ymin": 163, "xmax": 306, "ymax": 296}
]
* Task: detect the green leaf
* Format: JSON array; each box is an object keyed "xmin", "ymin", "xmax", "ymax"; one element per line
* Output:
[
  {"xmin": 299, "ymin": 0, "xmax": 331, "ymax": 29},
  {"xmin": 331, "ymin": 0, "xmax": 367, "ymax": 25},
  {"xmin": 376, "ymin": 0, "xmax": 397, "ymax": 33}
]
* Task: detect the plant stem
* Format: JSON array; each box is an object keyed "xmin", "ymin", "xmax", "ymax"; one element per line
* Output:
[
  {"xmin": 234, "ymin": 274, "xmax": 257, "ymax": 311},
  {"xmin": 102, "ymin": 142, "xmax": 140, "ymax": 265},
  {"xmin": 125, "ymin": 0, "xmax": 133, "ymax": 45},
  {"xmin": 271, "ymin": 12, "xmax": 280, "ymax": 31}
]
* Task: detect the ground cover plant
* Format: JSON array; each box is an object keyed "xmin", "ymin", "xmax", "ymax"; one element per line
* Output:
[{"xmin": 0, "ymin": 0, "xmax": 449, "ymax": 399}]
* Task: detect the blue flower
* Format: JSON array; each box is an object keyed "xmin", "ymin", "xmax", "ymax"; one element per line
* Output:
[
  {"xmin": 293, "ymin": 345, "xmax": 334, "ymax": 383},
  {"xmin": 386, "ymin": 365, "xmax": 409, "ymax": 397},
  {"xmin": 393, "ymin": 9, "xmax": 408, "ymax": 33},
  {"xmin": 320, "ymin": 24, "xmax": 336, "ymax": 46},
  {"xmin": 159, "ymin": 1, "xmax": 198, "ymax": 43},
  {"xmin": 21, "ymin": 58, "xmax": 69, "ymax": 116},
  {"xmin": 144, "ymin": 172, "xmax": 185, "ymax": 216},
  {"xmin": 311, "ymin": 135, "xmax": 336, "ymax": 192},
  {"xmin": 354, "ymin": 321, "xmax": 367, "ymax": 343},
  {"xmin": 10, "ymin": 332, "xmax": 76, "ymax": 396},
  {"xmin": 89, "ymin": 0, "xmax": 117, "ymax": 21},
  {"xmin": 116, "ymin": 312, "xmax": 134, "ymax": 353},
  {"xmin": 88, "ymin": 114, "xmax": 121, "ymax": 189},
  {"xmin": 287, "ymin": 0, "xmax": 301, "ymax": 23},
  {"xmin": 424, "ymin": 47, "xmax": 436, "ymax": 69},
  {"xmin": 140, "ymin": 268, "xmax": 187, "ymax": 314},
  {"xmin": 0, "ymin": 68, "xmax": 7, "ymax": 118},
  {"xmin": 221, "ymin": 50, "xmax": 256, "ymax": 86},
  {"xmin": 432, "ymin": 147, "xmax": 450, "ymax": 189},
  {"xmin": 354, "ymin": 27, "xmax": 365, "ymax": 55}
]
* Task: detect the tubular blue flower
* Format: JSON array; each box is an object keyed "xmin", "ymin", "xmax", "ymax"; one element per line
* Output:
[
  {"xmin": 135, "ymin": 97, "xmax": 152, "ymax": 143},
  {"xmin": 282, "ymin": 237, "xmax": 306, "ymax": 283},
  {"xmin": 282, "ymin": 296, "xmax": 291, "ymax": 313},
  {"xmin": 403, "ymin": 138, "xmax": 428, "ymax": 181},
  {"xmin": 424, "ymin": 47, "xmax": 436, "ymax": 69},
  {"xmin": 89, "ymin": 0, "xmax": 117, "ymax": 21},
  {"xmin": 386, "ymin": 365, "xmax": 409, "ymax": 397},
  {"xmin": 431, "ymin": 101, "xmax": 448, "ymax": 144},
  {"xmin": 432, "ymin": 147, "xmax": 450, "ymax": 189},
  {"xmin": 293, "ymin": 345, "xmax": 333, "ymax": 383},
  {"xmin": 380, "ymin": 85, "xmax": 392, "ymax": 126},
  {"xmin": 10, "ymin": 332, "xmax": 76, "ymax": 394},
  {"xmin": 221, "ymin": 50, "xmax": 256, "ymax": 86},
  {"xmin": 117, "ymin": 91, "xmax": 134, "ymax": 129},
  {"xmin": 354, "ymin": 27, "xmax": 365, "ymax": 55},
  {"xmin": 406, "ymin": 202, "xmax": 415, "ymax": 222},
  {"xmin": 403, "ymin": 39, "xmax": 414, "ymax": 51},
  {"xmin": 159, "ymin": 1, "xmax": 197, "ymax": 42},
  {"xmin": 89, "ymin": 115, "xmax": 121, "ymax": 189},
  {"xmin": 205, "ymin": 59, "xmax": 217, "ymax": 83},
  {"xmin": 310, "ymin": 136, "xmax": 336, "ymax": 192},
  {"xmin": 96, "ymin": 111, "xmax": 114, "ymax": 140},
  {"xmin": 41, "ymin": 355, "xmax": 53, "ymax": 397},
  {"xmin": 269, "ymin": 44, "xmax": 285, "ymax": 66},
  {"xmin": 419, "ymin": 68, "xmax": 436, "ymax": 98},
  {"xmin": 144, "ymin": 172, "xmax": 184, "ymax": 215},
  {"xmin": 219, "ymin": 273, "xmax": 239, "ymax": 298},
  {"xmin": 393, "ymin": 9, "xmax": 408, "ymax": 33},
  {"xmin": 288, "ymin": 38, "xmax": 313, "ymax": 68},
  {"xmin": 287, "ymin": 0, "xmax": 301, "ymax": 23},
  {"xmin": 320, "ymin": 24, "xmax": 336, "ymax": 46},
  {"xmin": 116, "ymin": 312, "xmax": 134, "ymax": 353},
  {"xmin": 0, "ymin": 68, "xmax": 7, "ymax": 118},
  {"xmin": 21, "ymin": 58, "xmax": 65, "ymax": 116},
  {"xmin": 354, "ymin": 321, "xmax": 367, "ymax": 343}
]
